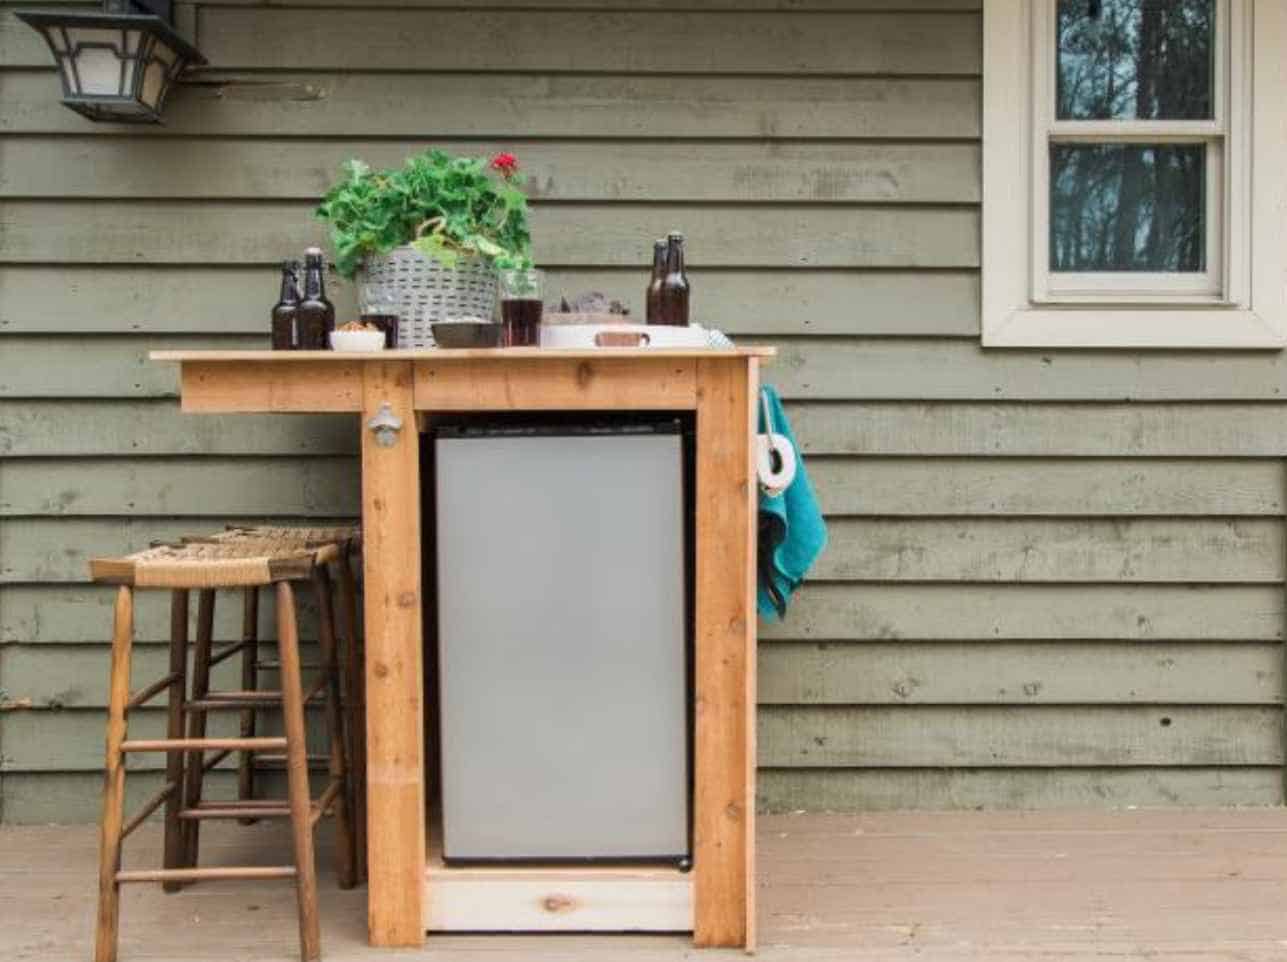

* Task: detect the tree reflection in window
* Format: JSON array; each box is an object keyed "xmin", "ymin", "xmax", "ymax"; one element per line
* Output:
[
  {"xmin": 1057, "ymin": 0, "xmax": 1213, "ymax": 120},
  {"xmin": 1051, "ymin": 144, "xmax": 1205, "ymax": 272},
  {"xmin": 1051, "ymin": 0, "xmax": 1212, "ymax": 273}
]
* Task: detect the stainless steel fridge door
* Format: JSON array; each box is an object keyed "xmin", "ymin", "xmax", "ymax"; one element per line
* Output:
[{"xmin": 435, "ymin": 430, "xmax": 689, "ymax": 860}]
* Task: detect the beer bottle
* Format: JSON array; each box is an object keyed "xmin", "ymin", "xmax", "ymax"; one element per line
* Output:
[
  {"xmin": 270, "ymin": 260, "xmax": 301, "ymax": 350},
  {"xmin": 657, "ymin": 231, "xmax": 690, "ymax": 326},
  {"xmin": 645, "ymin": 238, "xmax": 666, "ymax": 324},
  {"xmin": 296, "ymin": 247, "xmax": 335, "ymax": 349}
]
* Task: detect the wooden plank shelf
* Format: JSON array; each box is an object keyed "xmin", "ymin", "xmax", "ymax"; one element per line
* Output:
[{"xmin": 423, "ymin": 823, "xmax": 692, "ymax": 933}]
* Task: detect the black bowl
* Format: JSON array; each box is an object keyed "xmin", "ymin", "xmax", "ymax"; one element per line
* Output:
[{"xmin": 431, "ymin": 321, "xmax": 503, "ymax": 349}]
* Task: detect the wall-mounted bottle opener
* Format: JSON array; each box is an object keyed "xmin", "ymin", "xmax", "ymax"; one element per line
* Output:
[{"xmin": 367, "ymin": 402, "xmax": 403, "ymax": 448}]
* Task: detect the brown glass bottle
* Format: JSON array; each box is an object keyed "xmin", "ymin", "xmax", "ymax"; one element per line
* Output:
[
  {"xmin": 655, "ymin": 231, "xmax": 690, "ymax": 326},
  {"xmin": 296, "ymin": 247, "xmax": 335, "ymax": 349},
  {"xmin": 645, "ymin": 238, "xmax": 666, "ymax": 324},
  {"xmin": 270, "ymin": 260, "xmax": 301, "ymax": 350}
]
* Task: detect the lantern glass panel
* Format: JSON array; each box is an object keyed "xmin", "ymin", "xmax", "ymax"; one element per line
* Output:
[
  {"xmin": 121, "ymin": 28, "xmax": 147, "ymax": 94},
  {"xmin": 139, "ymin": 37, "xmax": 177, "ymax": 110},
  {"xmin": 62, "ymin": 28, "xmax": 127, "ymax": 96}
]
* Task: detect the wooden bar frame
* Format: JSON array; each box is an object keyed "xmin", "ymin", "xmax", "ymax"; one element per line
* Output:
[{"xmin": 155, "ymin": 348, "xmax": 769, "ymax": 950}]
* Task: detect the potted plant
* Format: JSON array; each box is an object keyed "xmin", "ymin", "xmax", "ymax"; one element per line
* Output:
[{"xmin": 316, "ymin": 149, "xmax": 533, "ymax": 347}]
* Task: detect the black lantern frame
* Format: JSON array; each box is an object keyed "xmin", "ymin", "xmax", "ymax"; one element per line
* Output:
[{"xmin": 15, "ymin": 0, "xmax": 206, "ymax": 124}]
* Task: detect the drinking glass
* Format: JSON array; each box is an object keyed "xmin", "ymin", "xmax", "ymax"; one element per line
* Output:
[
  {"xmin": 498, "ymin": 269, "xmax": 543, "ymax": 347},
  {"xmin": 359, "ymin": 283, "xmax": 401, "ymax": 349}
]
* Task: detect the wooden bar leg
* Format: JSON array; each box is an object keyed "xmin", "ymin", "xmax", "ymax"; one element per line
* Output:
[
  {"xmin": 692, "ymin": 357, "xmax": 758, "ymax": 950},
  {"xmin": 361, "ymin": 362, "xmax": 425, "ymax": 945},
  {"xmin": 95, "ymin": 586, "xmax": 134, "ymax": 962},
  {"xmin": 277, "ymin": 581, "xmax": 322, "ymax": 962},
  {"xmin": 237, "ymin": 586, "xmax": 260, "ymax": 824},
  {"xmin": 161, "ymin": 589, "xmax": 189, "ymax": 893},
  {"xmin": 181, "ymin": 589, "xmax": 216, "ymax": 871},
  {"xmin": 314, "ymin": 566, "xmax": 357, "ymax": 890},
  {"xmin": 333, "ymin": 553, "xmax": 367, "ymax": 883}
]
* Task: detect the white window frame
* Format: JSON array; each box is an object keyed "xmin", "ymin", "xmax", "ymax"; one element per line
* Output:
[{"xmin": 982, "ymin": 0, "xmax": 1287, "ymax": 348}]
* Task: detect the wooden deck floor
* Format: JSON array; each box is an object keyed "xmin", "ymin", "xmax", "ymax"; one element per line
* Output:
[{"xmin": 3, "ymin": 809, "xmax": 1287, "ymax": 961}]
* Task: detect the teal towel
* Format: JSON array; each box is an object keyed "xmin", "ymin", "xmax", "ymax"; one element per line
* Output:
[{"xmin": 757, "ymin": 386, "xmax": 827, "ymax": 620}]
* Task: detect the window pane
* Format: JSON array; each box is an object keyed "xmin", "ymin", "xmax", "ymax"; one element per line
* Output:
[
  {"xmin": 1056, "ymin": 0, "xmax": 1214, "ymax": 120},
  {"xmin": 1050, "ymin": 143, "xmax": 1205, "ymax": 272}
]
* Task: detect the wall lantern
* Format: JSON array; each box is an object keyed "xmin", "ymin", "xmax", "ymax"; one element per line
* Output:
[{"xmin": 14, "ymin": 0, "xmax": 206, "ymax": 124}]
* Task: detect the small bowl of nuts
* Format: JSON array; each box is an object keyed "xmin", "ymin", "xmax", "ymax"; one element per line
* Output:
[{"xmin": 329, "ymin": 321, "xmax": 386, "ymax": 353}]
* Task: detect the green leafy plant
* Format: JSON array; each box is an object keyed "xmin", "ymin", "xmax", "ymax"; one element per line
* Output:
[{"xmin": 316, "ymin": 149, "xmax": 533, "ymax": 279}]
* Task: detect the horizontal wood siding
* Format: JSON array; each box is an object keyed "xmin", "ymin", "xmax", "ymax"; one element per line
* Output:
[{"xmin": 1, "ymin": 0, "xmax": 1283, "ymax": 822}]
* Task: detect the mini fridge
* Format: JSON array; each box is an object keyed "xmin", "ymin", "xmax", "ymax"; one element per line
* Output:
[{"xmin": 433, "ymin": 419, "xmax": 691, "ymax": 863}]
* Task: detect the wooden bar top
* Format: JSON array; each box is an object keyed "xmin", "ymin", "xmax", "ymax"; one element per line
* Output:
[{"xmin": 151, "ymin": 347, "xmax": 775, "ymax": 362}]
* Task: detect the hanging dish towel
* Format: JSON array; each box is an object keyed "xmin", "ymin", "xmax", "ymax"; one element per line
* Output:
[{"xmin": 757, "ymin": 385, "xmax": 827, "ymax": 619}]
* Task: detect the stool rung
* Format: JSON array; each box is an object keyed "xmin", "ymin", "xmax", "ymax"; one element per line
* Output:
[
  {"xmin": 120, "ymin": 781, "xmax": 177, "ymax": 840},
  {"xmin": 179, "ymin": 804, "xmax": 290, "ymax": 820},
  {"xmin": 206, "ymin": 638, "xmax": 255, "ymax": 670},
  {"xmin": 252, "ymin": 753, "xmax": 328, "ymax": 769},
  {"xmin": 309, "ymin": 778, "xmax": 346, "ymax": 828},
  {"xmin": 209, "ymin": 689, "xmax": 289, "ymax": 703},
  {"xmin": 255, "ymin": 661, "xmax": 322, "ymax": 671},
  {"xmin": 202, "ymin": 748, "xmax": 233, "ymax": 773},
  {"xmin": 186, "ymin": 676, "xmax": 329, "ymax": 713},
  {"xmin": 120, "ymin": 737, "xmax": 287, "ymax": 753},
  {"xmin": 116, "ymin": 866, "xmax": 296, "ymax": 884},
  {"xmin": 126, "ymin": 672, "xmax": 181, "ymax": 711}
]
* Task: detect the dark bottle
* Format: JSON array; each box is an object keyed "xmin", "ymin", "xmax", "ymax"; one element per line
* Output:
[
  {"xmin": 656, "ymin": 231, "xmax": 690, "ymax": 326},
  {"xmin": 645, "ymin": 238, "xmax": 666, "ymax": 324},
  {"xmin": 296, "ymin": 247, "xmax": 335, "ymax": 349},
  {"xmin": 270, "ymin": 260, "xmax": 301, "ymax": 350}
]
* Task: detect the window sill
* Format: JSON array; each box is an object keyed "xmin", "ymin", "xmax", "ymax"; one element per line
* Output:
[
  {"xmin": 983, "ymin": 307, "xmax": 1286, "ymax": 349},
  {"xmin": 1031, "ymin": 294, "xmax": 1233, "ymax": 308}
]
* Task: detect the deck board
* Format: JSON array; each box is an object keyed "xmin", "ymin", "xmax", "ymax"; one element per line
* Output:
[{"xmin": 3, "ymin": 810, "xmax": 1286, "ymax": 960}]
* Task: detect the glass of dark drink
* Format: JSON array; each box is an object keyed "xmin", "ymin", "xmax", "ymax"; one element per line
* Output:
[
  {"xmin": 498, "ymin": 268, "xmax": 544, "ymax": 347},
  {"xmin": 359, "ymin": 283, "xmax": 401, "ymax": 349}
]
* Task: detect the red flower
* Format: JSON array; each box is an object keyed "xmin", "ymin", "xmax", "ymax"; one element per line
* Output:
[{"xmin": 490, "ymin": 152, "xmax": 519, "ymax": 178}]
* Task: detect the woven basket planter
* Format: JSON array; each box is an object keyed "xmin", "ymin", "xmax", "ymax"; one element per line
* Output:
[{"xmin": 362, "ymin": 246, "xmax": 498, "ymax": 348}]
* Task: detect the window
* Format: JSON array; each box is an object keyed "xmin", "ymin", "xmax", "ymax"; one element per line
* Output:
[{"xmin": 982, "ymin": 0, "xmax": 1287, "ymax": 348}]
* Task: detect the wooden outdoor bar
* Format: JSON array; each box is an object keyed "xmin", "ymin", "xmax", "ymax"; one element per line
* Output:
[{"xmin": 151, "ymin": 347, "xmax": 771, "ymax": 950}]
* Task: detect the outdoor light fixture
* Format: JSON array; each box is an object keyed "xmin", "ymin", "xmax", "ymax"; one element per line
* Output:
[{"xmin": 14, "ymin": 0, "xmax": 205, "ymax": 124}]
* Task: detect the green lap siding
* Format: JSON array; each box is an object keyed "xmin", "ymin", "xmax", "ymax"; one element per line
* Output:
[{"xmin": 1, "ymin": 0, "xmax": 1284, "ymax": 822}]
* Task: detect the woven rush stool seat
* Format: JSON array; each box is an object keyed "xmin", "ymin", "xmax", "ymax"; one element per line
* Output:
[
  {"xmin": 180, "ymin": 523, "xmax": 367, "ymax": 882},
  {"xmin": 89, "ymin": 539, "xmax": 356, "ymax": 962},
  {"xmin": 91, "ymin": 540, "xmax": 343, "ymax": 588},
  {"xmin": 214, "ymin": 523, "xmax": 361, "ymax": 549}
]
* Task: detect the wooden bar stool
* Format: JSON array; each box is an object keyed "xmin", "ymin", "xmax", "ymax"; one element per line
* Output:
[
  {"xmin": 89, "ymin": 540, "xmax": 356, "ymax": 962},
  {"xmin": 189, "ymin": 524, "xmax": 365, "ymax": 879}
]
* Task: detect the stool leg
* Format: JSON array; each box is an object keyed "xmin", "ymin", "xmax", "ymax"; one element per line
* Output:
[
  {"xmin": 181, "ymin": 589, "xmax": 215, "ymax": 870},
  {"xmin": 314, "ymin": 566, "xmax": 357, "ymax": 890},
  {"xmin": 161, "ymin": 589, "xmax": 189, "ymax": 893},
  {"xmin": 333, "ymin": 556, "xmax": 365, "ymax": 881},
  {"xmin": 95, "ymin": 586, "xmax": 133, "ymax": 962},
  {"xmin": 237, "ymin": 586, "xmax": 260, "ymax": 823},
  {"xmin": 277, "ymin": 581, "xmax": 322, "ymax": 962}
]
